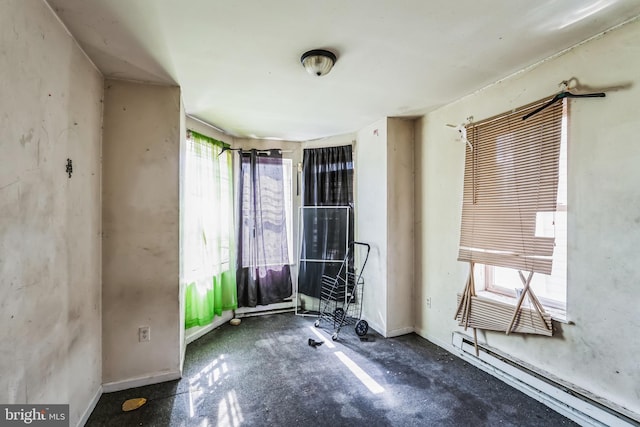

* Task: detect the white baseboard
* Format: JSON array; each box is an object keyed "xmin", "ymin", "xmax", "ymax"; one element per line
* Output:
[
  {"xmin": 185, "ymin": 304, "xmax": 297, "ymax": 345},
  {"xmin": 77, "ymin": 385, "xmax": 102, "ymax": 427},
  {"xmin": 415, "ymin": 328, "xmax": 449, "ymax": 349},
  {"xmin": 364, "ymin": 321, "xmax": 413, "ymax": 338},
  {"xmin": 236, "ymin": 301, "xmax": 295, "ymax": 316},
  {"xmin": 427, "ymin": 331, "xmax": 639, "ymax": 427},
  {"xmin": 385, "ymin": 326, "xmax": 414, "ymax": 337},
  {"xmin": 185, "ymin": 312, "xmax": 234, "ymax": 345},
  {"xmin": 102, "ymin": 370, "xmax": 182, "ymax": 393}
]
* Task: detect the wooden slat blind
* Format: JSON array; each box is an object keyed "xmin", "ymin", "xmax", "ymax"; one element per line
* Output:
[{"xmin": 458, "ymin": 98, "xmax": 564, "ymax": 275}]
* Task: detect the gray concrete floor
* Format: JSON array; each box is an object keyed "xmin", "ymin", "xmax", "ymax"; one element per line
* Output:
[{"xmin": 87, "ymin": 313, "xmax": 577, "ymax": 426}]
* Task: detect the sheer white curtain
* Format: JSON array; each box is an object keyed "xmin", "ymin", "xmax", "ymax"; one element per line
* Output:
[{"xmin": 183, "ymin": 131, "xmax": 236, "ymax": 328}]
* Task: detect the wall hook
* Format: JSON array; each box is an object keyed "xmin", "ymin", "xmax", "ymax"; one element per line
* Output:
[{"xmin": 446, "ymin": 116, "xmax": 474, "ymax": 151}]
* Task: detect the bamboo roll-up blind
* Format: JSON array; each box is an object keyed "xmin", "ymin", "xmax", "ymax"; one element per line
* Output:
[{"xmin": 458, "ymin": 98, "xmax": 564, "ymax": 275}]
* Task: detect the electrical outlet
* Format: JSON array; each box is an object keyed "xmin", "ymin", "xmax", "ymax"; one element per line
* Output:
[
  {"xmin": 139, "ymin": 326, "xmax": 150, "ymax": 342},
  {"xmin": 426, "ymin": 297, "xmax": 432, "ymax": 308}
]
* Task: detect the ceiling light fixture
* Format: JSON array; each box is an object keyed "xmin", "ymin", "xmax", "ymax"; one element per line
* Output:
[{"xmin": 300, "ymin": 49, "xmax": 336, "ymax": 77}]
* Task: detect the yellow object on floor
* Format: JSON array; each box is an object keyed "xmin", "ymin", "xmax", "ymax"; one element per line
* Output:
[
  {"xmin": 122, "ymin": 398, "xmax": 147, "ymax": 412},
  {"xmin": 230, "ymin": 318, "xmax": 241, "ymax": 326}
]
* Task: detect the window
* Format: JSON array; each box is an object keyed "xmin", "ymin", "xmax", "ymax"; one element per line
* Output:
[
  {"xmin": 238, "ymin": 153, "xmax": 293, "ymax": 268},
  {"xmin": 236, "ymin": 150, "xmax": 293, "ymax": 307},
  {"xmin": 282, "ymin": 158, "xmax": 294, "ymax": 264},
  {"xmin": 218, "ymin": 149, "xmax": 232, "ymax": 267},
  {"xmin": 297, "ymin": 145, "xmax": 354, "ymax": 301},
  {"xmin": 459, "ymin": 98, "xmax": 567, "ymax": 315},
  {"xmin": 183, "ymin": 132, "xmax": 233, "ymax": 277},
  {"xmin": 183, "ymin": 130, "xmax": 237, "ymax": 327}
]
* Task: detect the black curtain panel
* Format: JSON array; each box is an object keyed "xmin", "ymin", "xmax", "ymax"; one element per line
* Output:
[
  {"xmin": 236, "ymin": 149, "xmax": 292, "ymax": 307},
  {"xmin": 298, "ymin": 145, "xmax": 354, "ymax": 300},
  {"xmin": 302, "ymin": 145, "xmax": 354, "ymax": 208}
]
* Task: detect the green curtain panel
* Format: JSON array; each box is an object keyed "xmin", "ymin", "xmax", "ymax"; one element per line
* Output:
[{"xmin": 183, "ymin": 130, "xmax": 237, "ymax": 328}]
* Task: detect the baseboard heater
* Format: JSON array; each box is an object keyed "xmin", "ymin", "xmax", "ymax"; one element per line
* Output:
[{"xmin": 451, "ymin": 332, "xmax": 639, "ymax": 427}]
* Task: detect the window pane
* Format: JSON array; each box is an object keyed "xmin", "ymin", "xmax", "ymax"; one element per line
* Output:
[{"xmin": 240, "ymin": 156, "xmax": 293, "ymax": 267}]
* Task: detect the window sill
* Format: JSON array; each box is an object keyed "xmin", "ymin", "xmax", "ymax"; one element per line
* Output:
[{"xmin": 475, "ymin": 290, "xmax": 570, "ymax": 324}]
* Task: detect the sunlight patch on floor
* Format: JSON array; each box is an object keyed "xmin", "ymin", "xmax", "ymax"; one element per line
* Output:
[
  {"xmin": 217, "ymin": 390, "xmax": 244, "ymax": 427},
  {"xmin": 334, "ymin": 351, "xmax": 384, "ymax": 394},
  {"xmin": 189, "ymin": 354, "xmax": 236, "ymax": 420}
]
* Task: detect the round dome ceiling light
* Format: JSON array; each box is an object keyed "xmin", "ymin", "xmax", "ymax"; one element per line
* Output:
[{"xmin": 300, "ymin": 49, "xmax": 337, "ymax": 77}]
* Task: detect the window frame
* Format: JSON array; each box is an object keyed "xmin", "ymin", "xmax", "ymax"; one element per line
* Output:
[{"xmin": 238, "ymin": 153, "xmax": 294, "ymax": 268}]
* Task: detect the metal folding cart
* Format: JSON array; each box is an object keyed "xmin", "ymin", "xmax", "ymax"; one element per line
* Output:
[{"xmin": 314, "ymin": 241, "xmax": 371, "ymax": 340}]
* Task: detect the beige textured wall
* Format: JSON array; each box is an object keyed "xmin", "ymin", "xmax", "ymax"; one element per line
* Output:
[
  {"xmin": 0, "ymin": 1, "xmax": 103, "ymax": 424},
  {"xmin": 357, "ymin": 118, "xmax": 415, "ymax": 337},
  {"xmin": 386, "ymin": 118, "xmax": 415, "ymax": 336},
  {"xmin": 102, "ymin": 80, "xmax": 182, "ymax": 385},
  {"xmin": 357, "ymin": 119, "xmax": 389, "ymax": 335},
  {"xmin": 179, "ymin": 99, "xmax": 187, "ymax": 371},
  {"xmin": 415, "ymin": 18, "xmax": 640, "ymax": 415}
]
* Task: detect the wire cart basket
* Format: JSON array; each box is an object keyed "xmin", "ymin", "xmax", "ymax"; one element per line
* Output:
[{"xmin": 314, "ymin": 241, "xmax": 371, "ymax": 340}]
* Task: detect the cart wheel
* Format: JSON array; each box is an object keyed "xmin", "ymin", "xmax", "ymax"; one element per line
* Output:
[
  {"xmin": 334, "ymin": 308, "xmax": 345, "ymax": 323},
  {"xmin": 332, "ymin": 333, "xmax": 339, "ymax": 341},
  {"xmin": 355, "ymin": 320, "xmax": 369, "ymax": 336},
  {"xmin": 314, "ymin": 320, "xmax": 320, "ymax": 327}
]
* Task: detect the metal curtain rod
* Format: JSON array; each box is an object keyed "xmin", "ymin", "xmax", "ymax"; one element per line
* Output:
[
  {"xmin": 522, "ymin": 90, "xmax": 605, "ymax": 120},
  {"xmin": 218, "ymin": 147, "xmax": 293, "ymax": 157}
]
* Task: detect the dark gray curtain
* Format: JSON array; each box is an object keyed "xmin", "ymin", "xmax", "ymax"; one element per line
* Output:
[
  {"xmin": 236, "ymin": 149, "xmax": 292, "ymax": 307},
  {"xmin": 303, "ymin": 145, "xmax": 354, "ymax": 207},
  {"xmin": 298, "ymin": 145, "xmax": 354, "ymax": 300}
]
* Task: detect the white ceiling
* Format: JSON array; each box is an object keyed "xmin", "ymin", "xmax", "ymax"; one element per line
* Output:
[{"xmin": 47, "ymin": 0, "xmax": 640, "ymax": 141}]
